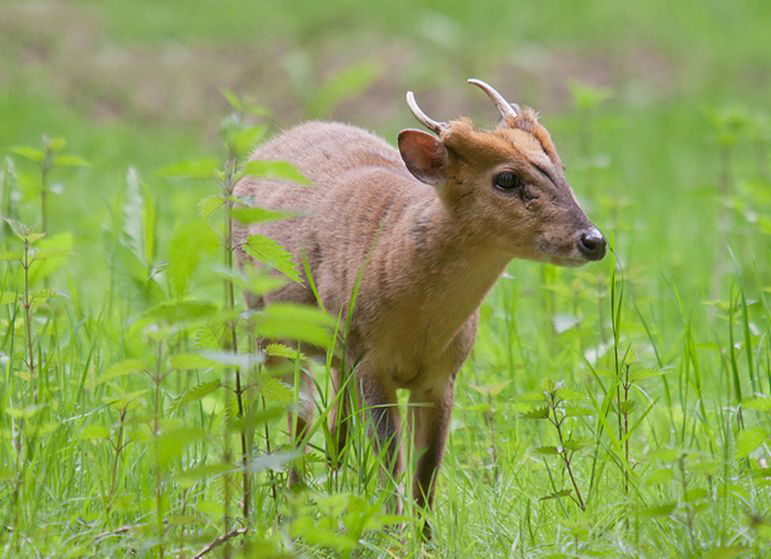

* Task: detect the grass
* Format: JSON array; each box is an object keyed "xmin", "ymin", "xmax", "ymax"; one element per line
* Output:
[{"xmin": 0, "ymin": 1, "xmax": 769, "ymax": 557}]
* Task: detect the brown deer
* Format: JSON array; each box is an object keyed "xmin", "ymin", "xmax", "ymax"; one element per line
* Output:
[{"xmin": 233, "ymin": 79, "xmax": 605, "ymax": 532}]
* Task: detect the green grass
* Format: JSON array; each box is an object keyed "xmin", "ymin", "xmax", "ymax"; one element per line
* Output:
[{"xmin": 1, "ymin": 1, "xmax": 769, "ymax": 557}]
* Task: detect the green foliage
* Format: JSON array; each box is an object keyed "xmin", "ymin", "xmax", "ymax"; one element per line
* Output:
[
  {"xmin": 244, "ymin": 233, "xmax": 303, "ymax": 283},
  {"xmin": 167, "ymin": 219, "xmax": 219, "ymax": 298},
  {"xmin": 240, "ymin": 160, "xmax": 310, "ymax": 185},
  {"xmin": 0, "ymin": 1, "xmax": 769, "ymax": 557}
]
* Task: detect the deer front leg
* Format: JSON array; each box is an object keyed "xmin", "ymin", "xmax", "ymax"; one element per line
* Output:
[
  {"xmin": 358, "ymin": 364, "xmax": 404, "ymax": 512},
  {"xmin": 410, "ymin": 379, "xmax": 454, "ymax": 537}
]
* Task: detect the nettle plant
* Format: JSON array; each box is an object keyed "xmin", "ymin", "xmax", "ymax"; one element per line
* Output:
[
  {"xmin": 1, "ymin": 139, "xmax": 84, "ymax": 551},
  {"xmin": 89, "ymin": 93, "xmax": 396, "ymax": 557},
  {"xmin": 0, "ymin": 96, "xmax": 403, "ymax": 558}
]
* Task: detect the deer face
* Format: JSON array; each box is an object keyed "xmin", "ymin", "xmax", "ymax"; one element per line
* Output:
[{"xmin": 398, "ymin": 79, "xmax": 606, "ymax": 266}]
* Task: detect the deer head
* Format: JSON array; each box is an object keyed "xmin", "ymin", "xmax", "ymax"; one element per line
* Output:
[{"xmin": 398, "ymin": 79, "xmax": 606, "ymax": 266}]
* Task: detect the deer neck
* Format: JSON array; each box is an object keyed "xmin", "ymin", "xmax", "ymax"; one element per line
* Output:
[{"xmin": 383, "ymin": 195, "xmax": 510, "ymax": 345}]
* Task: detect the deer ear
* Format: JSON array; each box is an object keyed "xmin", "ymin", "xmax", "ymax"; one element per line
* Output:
[{"xmin": 398, "ymin": 129, "xmax": 448, "ymax": 185}]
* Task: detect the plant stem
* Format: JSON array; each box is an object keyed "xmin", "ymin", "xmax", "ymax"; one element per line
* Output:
[
  {"xmin": 22, "ymin": 237, "xmax": 37, "ymax": 404},
  {"xmin": 677, "ymin": 454, "xmax": 697, "ymax": 554},
  {"xmin": 623, "ymin": 365, "xmax": 630, "ymax": 531},
  {"xmin": 550, "ymin": 396, "xmax": 585, "ymax": 511},
  {"xmin": 153, "ymin": 341, "xmax": 164, "ymax": 559},
  {"xmin": 222, "ymin": 155, "xmax": 250, "ymax": 524},
  {"xmin": 107, "ymin": 405, "xmax": 127, "ymax": 516}
]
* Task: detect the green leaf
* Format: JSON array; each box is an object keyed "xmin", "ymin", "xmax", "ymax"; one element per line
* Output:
[
  {"xmin": 155, "ymin": 428, "xmax": 206, "ymax": 468},
  {"xmin": 259, "ymin": 377, "xmax": 293, "ymax": 404},
  {"xmin": 629, "ymin": 369, "xmax": 666, "ymax": 382},
  {"xmin": 637, "ymin": 502, "xmax": 676, "ymax": 517},
  {"xmin": 221, "ymin": 89, "xmax": 242, "ymax": 111},
  {"xmin": 540, "ymin": 489, "xmax": 571, "ymax": 501},
  {"xmin": 92, "ymin": 359, "xmax": 145, "ymax": 385},
  {"xmin": 644, "ymin": 468, "xmax": 674, "ymax": 485},
  {"xmin": 156, "ymin": 158, "xmax": 219, "ymax": 179},
  {"xmin": 521, "ymin": 406, "xmax": 550, "ymax": 419},
  {"xmin": 5, "ymin": 404, "xmax": 44, "ymax": 419},
  {"xmin": 141, "ymin": 177, "xmax": 157, "ymax": 265},
  {"xmin": 565, "ymin": 405, "xmax": 593, "ymax": 417},
  {"xmin": 45, "ymin": 137, "xmax": 66, "ymax": 151},
  {"xmin": 79, "ymin": 424, "xmax": 110, "ymax": 440},
  {"xmin": 690, "ymin": 459, "xmax": 721, "ymax": 476},
  {"xmin": 618, "ymin": 399, "xmax": 637, "ymax": 414},
  {"xmin": 197, "ymin": 194, "xmax": 224, "ymax": 218},
  {"xmin": 555, "ymin": 387, "xmax": 583, "ymax": 401},
  {"xmin": 2, "ymin": 217, "xmax": 31, "ymax": 239},
  {"xmin": 119, "ymin": 165, "xmax": 144, "ymax": 253},
  {"xmin": 705, "ymin": 547, "xmax": 751, "ymax": 559},
  {"xmin": 139, "ymin": 301, "xmax": 218, "ymax": 326},
  {"xmin": 253, "ymin": 302, "xmax": 333, "ymax": 347},
  {"xmin": 231, "ymin": 206, "xmax": 294, "ymax": 225},
  {"xmin": 0, "ymin": 251, "xmax": 21, "ymax": 261},
  {"xmin": 736, "ymin": 426, "xmax": 767, "ymax": 456},
  {"xmin": 534, "ymin": 446, "xmax": 559, "ymax": 455},
  {"xmin": 469, "ymin": 380, "xmax": 511, "ymax": 397},
  {"xmin": 646, "ymin": 448, "xmax": 681, "ymax": 463},
  {"xmin": 561, "ymin": 438, "xmax": 591, "ymax": 452},
  {"xmin": 241, "ymin": 160, "xmax": 309, "ymax": 185},
  {"xmin": 167, "ymin": 220, "xmax": 219, "ymax": 298},
  {"xmin": 30, "ymin": 289, "xmax": 56, "ymax": 306},
  {"xmin": 0, "ymin": 467, "xmax": 14, "ymax": 482},
  {"xmin": 244, "ymin": 233, "xmax": 301, "ymax": 283},
  {"xmin": 517, "ymin": 391, "xmax": 547, "ymax": 402},
  {"xmin": 266, "ymin": 343, "xmax": 303, "ymax": 360},
  {"xmin": 170, "ymin": 353, "xmax": 220, "ymax": 370},
  {"xmin": 245, "ymin": 404, "xmax": 286, "ymax": 426},
  {"xmin": 751, "ymin": 467, "xmax": 771, "ymax": 479},
  {"xmin": 290, "ymin": 516, "xmax": 356, "ymax": 551},
  {"xmin": 684, "ymin": 488, "xmax": 708, "ymax": 502},
  {"xmin": 214, "ymin": 266, "xmax": 286, "ymax": 298},
  {"xmin": 230, "ymin": 125, "xmax": 267, "ymax": 158},
  {"xmin": 176, "ymin": 462, "xmax": 232, "ymax": 488},
  {"xmin": 52, "ymin": 154, "xmax": 91, "ymax": 167},
  {"xmin": 29, "ymin": 232, "xmax": 73, "ymax": 283},
  {"xmin": 179, "ymin": 381, "xmax": 221, "ymax": 406},
  {"xmin": 0, "ymin": 292, "xmax": 18, "ymax": 304},
  {"xmin": 9, "ymin": 146, "xmax": 44, "ymax": 162},
  {"xmin": 742, "ymin": 397, "xmax": 771, "ymax": 413}
]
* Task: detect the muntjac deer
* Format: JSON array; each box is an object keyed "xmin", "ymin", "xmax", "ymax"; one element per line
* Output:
[{"xmin": 233, "ymin": 79, "xmax": 605, "ymax": 534}]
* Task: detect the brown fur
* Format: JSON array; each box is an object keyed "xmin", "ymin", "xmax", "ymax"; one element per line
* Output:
[{"xmin": 233, "ymin": 88, "xmax": 603, "ymax": 527}]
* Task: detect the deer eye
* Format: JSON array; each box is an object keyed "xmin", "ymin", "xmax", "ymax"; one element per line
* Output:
[{"xmin": 493, "ymin": 171, "xmax": 522, "ymax": 191}]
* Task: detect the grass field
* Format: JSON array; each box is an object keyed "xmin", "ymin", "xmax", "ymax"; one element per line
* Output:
[{"xmin": 1, "ymin": 1, "xmax": 769, "ymax": 557}]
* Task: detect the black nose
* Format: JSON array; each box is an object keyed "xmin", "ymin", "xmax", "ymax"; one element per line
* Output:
[{"xmin": 577, "ymin": 229, "xmax": 606, "ymax": 261}]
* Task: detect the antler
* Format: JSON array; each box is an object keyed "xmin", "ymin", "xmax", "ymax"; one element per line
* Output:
[
  {"xmin": 467, "ymin": 78, "xmax": 520, "ymax": 121},
  {"xmin": 405, "ymin": 91, "xmax": 446, "ymax": 135}
]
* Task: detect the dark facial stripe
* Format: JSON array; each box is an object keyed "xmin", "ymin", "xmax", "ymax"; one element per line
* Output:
[{"xmin": 531, "ymin": 161, "xmax": 558, "ymax": 188}]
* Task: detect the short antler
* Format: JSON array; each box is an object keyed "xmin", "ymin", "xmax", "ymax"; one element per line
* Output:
[
  {"xmin": 406, "ymin": 91, "xmax": 446, "ymax": 135},
  {"xmin": 467, "ymin": 78, "xmax": 520, "ymax": 121}
]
